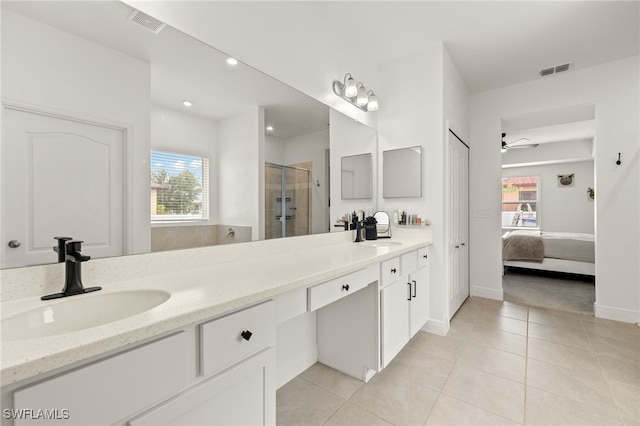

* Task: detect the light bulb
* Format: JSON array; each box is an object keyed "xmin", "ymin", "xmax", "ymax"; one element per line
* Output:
[
  {"xmin": 226, "ymin": 57, "xmax": 238, "ymax": 65},
  {"xmin": 182, "ymin": 100, "xmax": 193, "ymax": 107},
  {"xmin": 366, "ymin": 91, "xmax": 378, "ymax": 111},
  {"xmin": 356, "ymin": 83, "xmax": 368, "ymax": 106},
  {"xmin": 344, "ymin": 74, "xmax": 357, "ymax": 97}
]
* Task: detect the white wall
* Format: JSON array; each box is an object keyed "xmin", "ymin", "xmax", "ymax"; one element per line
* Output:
[
  {"xmin": 502, "ymin": 161, "xmax": 595, "ymax": 234},
  {"xmin": 217, "ymin": 107, "xmax": 264, "ymax": 241},
  {"xmin": 1, "ymin": 9, "xmax": 151, "ymax": 255},
  {"xmin": 471, "ymin": 56, "xmax": 640, "ymax": 322},
  {"xmin": 377, "ymin": 44, "xmax": 451, "ymax": 330},
  {"xmin": 329, "ymin": 110, "xmax": 378, "ymax": 228},
  {"xmin": 150, "ymin": 105, "xmax": 218, "ymax": 224}
]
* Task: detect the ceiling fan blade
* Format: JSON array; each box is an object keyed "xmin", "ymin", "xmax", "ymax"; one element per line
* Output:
[{"xmin": 506, "ymin": 143, "xmax": 539, "ymax": 149}]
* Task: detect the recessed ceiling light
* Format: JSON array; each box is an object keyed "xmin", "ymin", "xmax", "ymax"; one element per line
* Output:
[
  {"xmin": 182, "ymin": 100, "xmax": 193, "ymax": 107},
  {"xmin": 266, "ymin": 126, "xmax": 274, "ymax": 132},
  {"xmin": 226, "ymin": 57, "xmax": 238, "ymax": 66}
]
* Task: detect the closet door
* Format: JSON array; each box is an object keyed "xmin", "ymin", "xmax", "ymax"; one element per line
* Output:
[{"xmin": 448, "ymin": 131, "xmax": 469, "ymax": 318}]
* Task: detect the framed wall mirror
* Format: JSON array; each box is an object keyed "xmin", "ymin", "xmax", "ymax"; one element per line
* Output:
[
  {"xmin": 341, "ymin": 153, "xmax": 373, "ymax": 199},
  {"xmin": 383, "ymin": 146, "xmax": 422, "ymax": 198}
]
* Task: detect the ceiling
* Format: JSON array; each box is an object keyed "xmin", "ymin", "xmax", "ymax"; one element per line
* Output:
[
  {"xmin": 3, "ymin": 1, "xmax": 638, "ymax": 137},
  {"xmin": 138, "ymin": 1, "xmax": 639, "ymax": 94},
  {"xmin": 2, "ymin": 1, "xmax": 330, "ymax": 140}
]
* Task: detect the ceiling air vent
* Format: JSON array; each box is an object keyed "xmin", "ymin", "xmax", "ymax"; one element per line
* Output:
[
  {"xmin": 539, "ymin": 67, "xmax": 555, "ymax": 77},
  {"xmin": 540, "ymin": 62, "xmax": 572, "ymax": 77},
  {"xmin": 128, "ymin": 10, "xmax": 166, "ymax": 34}
]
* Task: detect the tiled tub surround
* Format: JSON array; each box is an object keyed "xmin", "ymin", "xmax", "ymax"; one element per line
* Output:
[
  {"xmin": 0, "ymin": 227, "xmax": 431, "ymax": 385},
  {"xmin": 150, "ymin": 224, "xmax": 252, "ymax": 252}
]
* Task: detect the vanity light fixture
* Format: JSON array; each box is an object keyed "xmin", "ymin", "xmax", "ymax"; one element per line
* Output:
[
  {"xmin": 182, "ymin": 100, "xmax": 193, "ymax": 107},
  {"xmin": 333, "ymin": 73, "xmax": 379, "ymax": 112},
  {"xmin": 226, "ymin": 57, "xmax": 238, "ymax": 66}
]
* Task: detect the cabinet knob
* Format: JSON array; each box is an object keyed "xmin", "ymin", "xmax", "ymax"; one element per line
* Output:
[
  {"xmin": 461, "ymin": 243, "xmax": 466, "ymax": 246},
  {"xmin": 391, "ymin": 268, "xmax": 397, "ymax": 274},
  {"xmin": 7, "ymin": 240, "xmax": 21, "ymax": 248},
  {"xmin": 342, "ymin": 284, "xmax": 350, "ymax": 291},
  {"xmin": 240, "ymin": 330, "xmax": 253, "ymax": 341},
  {"xmin": 422, "ymin": 254, "xmax": 428, "ymax": 259},
  {"xmin": 455, "ymin": 245, "xmax": 460, "ymax": 249}
]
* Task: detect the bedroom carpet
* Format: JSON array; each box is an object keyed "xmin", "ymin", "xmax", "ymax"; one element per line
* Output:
[{"xmin": 502, "ymin": 267, "xmax": 595, "ymax": 315}]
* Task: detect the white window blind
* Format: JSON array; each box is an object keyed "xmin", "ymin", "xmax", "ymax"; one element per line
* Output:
[{"xmin": 150, "ymin": 149, "xmax": 209, "ymax": 222}]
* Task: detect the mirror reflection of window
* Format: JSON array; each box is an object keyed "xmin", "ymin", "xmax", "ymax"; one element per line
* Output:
[
  {"xmin": 341, "ymin": 153, "xmax": 373, "ymax": 199},
  {"xmin": 150, "ymin": 149, "xmax": 210, "ymax": 222}
]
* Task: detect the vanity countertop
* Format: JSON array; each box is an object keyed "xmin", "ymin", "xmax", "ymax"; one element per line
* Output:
[{"xmin": 1, "ymin": 228, "xmax": 431, "ymax": 385}]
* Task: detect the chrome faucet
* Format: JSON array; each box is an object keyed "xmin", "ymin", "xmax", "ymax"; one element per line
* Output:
[{"xmin": 42, "ymin": 238, "xmax": 102, "ymax": 300}]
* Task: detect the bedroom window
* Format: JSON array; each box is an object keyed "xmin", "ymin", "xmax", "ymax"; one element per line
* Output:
[
  {"xmin": 502, "ymin": 176, "xmax": 539, "ymax": 228},
  {"xmin": 150, "ymin": 149, "xmax": 209, "ymax": 222}
]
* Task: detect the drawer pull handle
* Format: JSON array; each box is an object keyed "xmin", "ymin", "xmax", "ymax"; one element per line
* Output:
[
  {"xmin": 412, "ymin": 280, "xmax": 417, "ymax": 298},
  {"xmin": 391, "ymin": 268, "xmax": 397, "ymax": 274},
  {"xmin": 407, "ymin": 282, "xmax": 412, "ymax": 301},
  {"xmin": 342, "ymin": 284, "xmax": 350, "ymax": 291},
  {"xmin": 423, "ymin": 254, "xmax": 428, "ymax": 259},
  {"xmin": 241, "ymin": 330, "xmax": 253, "ymax": 341}
]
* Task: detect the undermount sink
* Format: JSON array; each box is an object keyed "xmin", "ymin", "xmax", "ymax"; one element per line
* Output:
[
  {"xmin": 359, "ymin": 241, "xmax": 403, "ymax": 248},
  {"xmin": 2, "ymin": 290, "xmax": 171, "ymax": 341}
]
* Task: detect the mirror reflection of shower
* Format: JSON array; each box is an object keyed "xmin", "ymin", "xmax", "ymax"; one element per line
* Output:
[{"xmin": 265, "ymin": 163, "xmax": 312, "ymax": 239}]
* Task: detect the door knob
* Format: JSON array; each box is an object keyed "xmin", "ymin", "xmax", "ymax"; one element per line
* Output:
[{"xmin": 8, "ymin": 240, "xmax": 21, "ymax": 248}]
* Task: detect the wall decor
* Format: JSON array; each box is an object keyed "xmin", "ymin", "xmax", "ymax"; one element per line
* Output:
[{"xmin": 557, "ymin": 173, "xmax": 575, "ymax": 187}]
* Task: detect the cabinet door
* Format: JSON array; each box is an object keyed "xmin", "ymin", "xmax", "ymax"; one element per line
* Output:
[
  {"xmin": 409, "ymin": 266, "xmax": 429, "ymax": 337},
  {"xmin": 380, "ymin": 276, "xmax": 410, "ymax": 368},
  {"xmin": 130, "ymin": 348, "xmax": 275, "ymax": 426}
]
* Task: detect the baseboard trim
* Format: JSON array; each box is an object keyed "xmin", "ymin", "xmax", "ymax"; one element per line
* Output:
[
  {"xmin": 594, "ymin": 303, "xmax": 640, "ymax": 324},
  {"xmin": 422, "ymin": 319, "xmax": 449, "ymax": 336},
  {"xmin": 470, "ymin": 285, "xmax": 503, "ymax": 301},
  {"xmin": 276, "ymin": 345, "xmax": 318, "ymax": 389}
]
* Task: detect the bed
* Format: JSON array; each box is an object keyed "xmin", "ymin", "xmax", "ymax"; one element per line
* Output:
[{"xmin": 502, "ymin": 230, "xmax": 595, "ymax": 276}]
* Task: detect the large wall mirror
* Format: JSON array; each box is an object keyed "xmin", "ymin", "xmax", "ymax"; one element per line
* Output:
[
  {"xmin": 383, "ymin": 146, "xmax": 422, "ymax": 198},
  {"xmin": 0, "ymin": 1, "xmax": 375, "ymax": 268}
]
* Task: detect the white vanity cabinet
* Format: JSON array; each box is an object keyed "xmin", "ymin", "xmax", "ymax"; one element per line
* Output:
[
  {"xmin": 380, "ymin": 246, "xmax": 429, "ymax": 367},
  {"xmin": 129, "ymin": 349, "xmax": 275, "ymax": 426},
  {"xmin": 5, "ymin": 301, "xmax": 276, "ymax": 426},
  {"xmin": 129, "ymin": 300, "xmax": 276, "ymax": 426}
]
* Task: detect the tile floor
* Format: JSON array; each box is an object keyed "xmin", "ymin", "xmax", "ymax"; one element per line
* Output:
[{"xmin": 276, "ymin": 297, "xmax": 640, "ymax": 425}]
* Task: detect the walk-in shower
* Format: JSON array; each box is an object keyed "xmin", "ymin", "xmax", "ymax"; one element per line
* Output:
[{"xmin": 265, "ymin": 163, "xmax": 312, "ymax": 239}]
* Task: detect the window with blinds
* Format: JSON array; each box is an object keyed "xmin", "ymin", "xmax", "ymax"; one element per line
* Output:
[
  {"xmin": 501, "ymin": 176, "xmax": 539, "ymax": 228},
  {"xmin": 150, "ymin": 149, "xmax": 209, "ymax": 222}
]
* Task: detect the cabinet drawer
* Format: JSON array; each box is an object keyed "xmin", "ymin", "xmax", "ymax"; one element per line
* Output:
[
  {"xmin": 380, "ymin": 257, "xmax": 401, "ymax": 287},
  {"xmin": 200, "ymin": 300, "xmax": 275, "ymax": 377},
  {"xmin": 307, "ymin": 265, "xmax": 377, "ymax": 312},
  {"xmin": 401, "ymin": 251, "xmax": 418, "ymax": 276},
  {"xmin": 417, "ymin": 246, "xmax": 429, "ymax": 268},
  {"xmin": 14, "ymin": 332, "xmax": 189, "ymax": 426}
]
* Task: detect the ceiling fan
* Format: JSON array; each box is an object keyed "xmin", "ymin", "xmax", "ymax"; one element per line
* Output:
[{"xmin": 501, "ymin": 133, "xmax": 539, "ymax": 152}]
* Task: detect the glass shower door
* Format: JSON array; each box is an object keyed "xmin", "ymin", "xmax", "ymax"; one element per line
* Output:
[{"xmin": 265, "ymin": 163, "xmax": 311, "ymax": 239}]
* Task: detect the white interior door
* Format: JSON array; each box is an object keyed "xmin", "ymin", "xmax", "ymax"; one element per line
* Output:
[
  {"xmin": 448, "ymin": 130, "xmax": 469, "ymax": 318},
  {"xmin": 2, "ymin": 106, "xmax": 125, "ymax": 268}
]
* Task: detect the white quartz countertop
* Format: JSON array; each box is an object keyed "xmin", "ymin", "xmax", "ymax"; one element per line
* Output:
[{"xmin": 1, "ymin": 228, "xmax": 431, "ymax": 385}]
